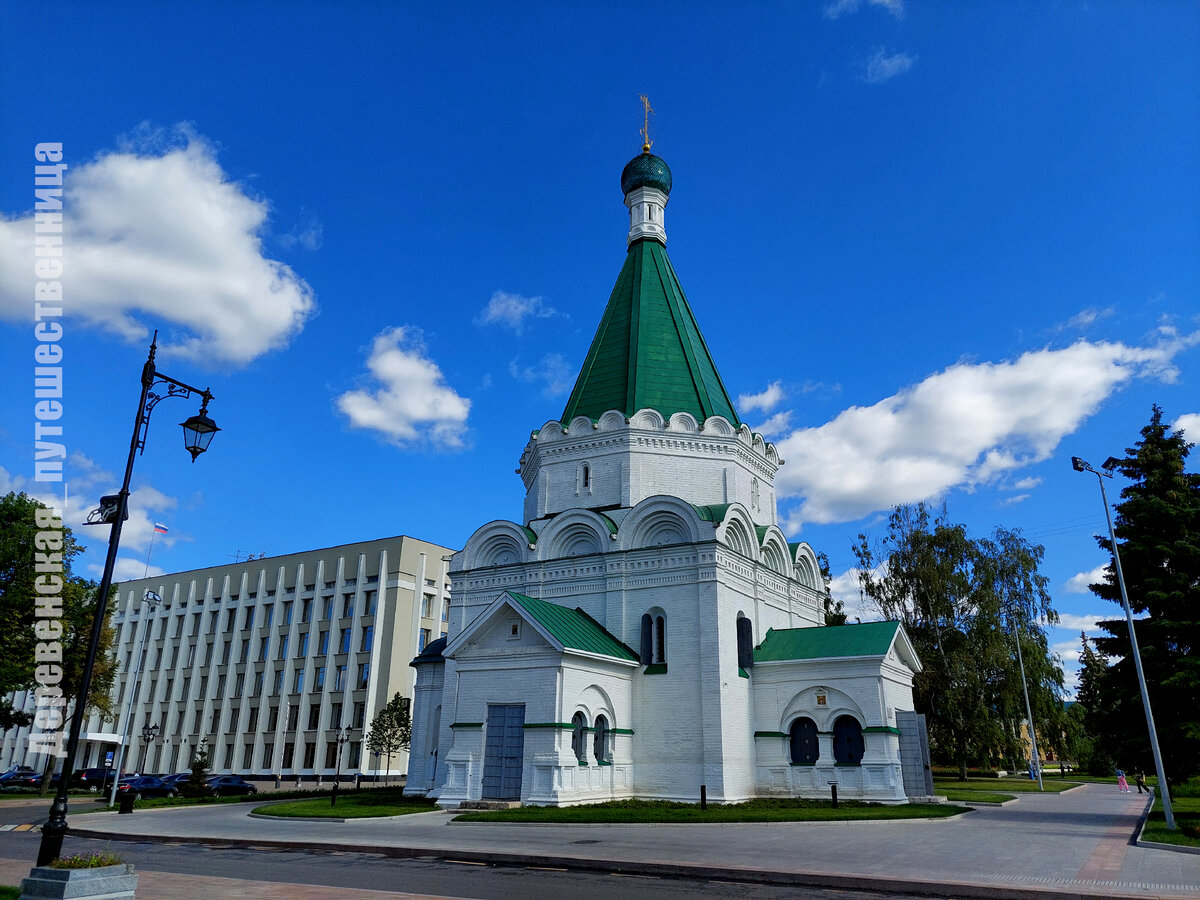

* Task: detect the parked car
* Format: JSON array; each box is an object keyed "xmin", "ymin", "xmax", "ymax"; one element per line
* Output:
[
  {"xmin": 205, "ymin": 775, "xmax": 257, "ymax": 797},
  {"xmin": 115, "ymin": 776, "xmax": 177, "ymax": 800},
  {"xmin": 161, "ymin": 773, "xmax": 192, "ymax": 788},
  {"xmin": 0, "ymin": 766, "xmax": 37, "ymax": 785},
  {"xmin": 0, "ymin": 771, "xmax": 42, "ymax": 789},
  {"xmin": 72, "ymin": 767, "xmax": 120, "ymax": 792}
]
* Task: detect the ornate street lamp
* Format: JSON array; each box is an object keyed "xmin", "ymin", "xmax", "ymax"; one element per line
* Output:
[
  {"xmin": 37, "ymin": 333, "xmax": 219, "ymax": 866},
  {"xmin": 1071, "ymin": 455, "xmax": 1176, "ymax": 830},
  {"xmin": 331, "ymin": 727, "xmax": 351, "ymax": 807},
  {"xmin": 139, "ymin": 724, "xmax": 160, "ymax": 776}
]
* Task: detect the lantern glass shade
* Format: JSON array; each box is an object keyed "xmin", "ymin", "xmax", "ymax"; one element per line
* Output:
[{"xmin": 181, "ymin": 411, "xmax": 220, "ymax": 461}]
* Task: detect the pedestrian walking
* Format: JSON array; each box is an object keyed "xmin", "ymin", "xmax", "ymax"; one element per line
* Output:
[
  {"xmin": 1116, "ymin": 768, "xmax": 1130, "ymax": 792},
  {"xmin": 1135, "ymin": 771, "xmax": 1147, "ymax": 794}
]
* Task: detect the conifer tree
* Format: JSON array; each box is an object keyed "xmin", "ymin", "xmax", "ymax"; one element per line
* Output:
[{"xmin": 1088, "ymin": 406, "xmax": 1200, "ymax": 780}]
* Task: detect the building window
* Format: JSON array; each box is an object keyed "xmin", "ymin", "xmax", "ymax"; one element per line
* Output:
[
  {"xmin": 357, "ymin": 662, "xmax": 370, "ymax": 689},
  {"xmin": 334, "ymin": 665, "xmax": 347, "ymax": 691},
  {"xmin": 239, "ymin": 640, "xmax": 249, "ymax": 663},
  {"xmin": 308, "ymin": 704, "xmax": 321, "ymax": 729},
  {"xmin": 318, "ymin": 630, "xmax": 330, "ymax": 655},
  {"xmin": 349, "ymin": 741, "xmax": 361, "ymax": 768},
  {"xmin": 243, "ymin": 608, "xmax": 255, "ymax": 629},
  {"xmin": 263, "ymin": 742, "xmax": 274, "ymax": 768},
  {"xmin": 225, "ymin": 609, "xmax": 236, "ymax": 631},
  {"xmin": 272, "ymin": 668, "xmax": 284, "ymax": 695},
  {"xmin": 571, "ymin": 712, "xmax": 587, "ymax": 762},
  {"xmin": 211, "ymin": 709, "xmax": 221, "ymax": 731},
  {"xmin": 215, "ymin": 673, "xmax": 225, "ymax": 698},
  {"xmin": 330, "ymin": 702, "xmax": 342, "ymax": 728},
  {"xmin": 243, "ymin": 743, "xmax": 254, "ymax": 768},
  {"xmin": 418, "ymin": 628, "xmax": 430, "ymax": 652},
  {"xmin": 229, "ymin": 708, "xmax": 239, "ymax": 731},
  {"xmin": 790, "ymin": 717, "xmax": 819, "ymax": 765},
  {"xmin": 247, "ymin": 706, "xmax": 259, "ymax": 731},
  {"xmin": 364, "ymin": 591, "xmax": 377, "ymax": 615},
  {"xmin": 342, "ymin": 594, "xmax": 355, "ymax": 618},
  {"xmin": 283, "ymin": 601, "xmax": 293, "ymax": 625},
  {"xmin": 198, "ymin": 675, "xmax": 208, "ymax": 699},
  {"xmin": 352, "ymin": 702, "xmax": 365, "ymax": 728},
  {"xmin": 736, "ymin": 614, "xmax": 754, "ymax": 671},
  {"xmin": 339, "ymin": 628, "xmax": 352, "ymax": 653},
  {"xmin": 322, "ymin": 597, "xmax": 333, "ymax": 620},
  {"xmin": 325, "ymin": 741, "xmax": 338, "ymax": 768},
  {"xmin": 640, "ymin": 612, "xmax": 667, "ymax": 665},
  {"xmin": 277, "ymin": 635, "xmax": 289, "ymax": 660},
  {"xmin": 170, "ymin": 645, "xmax": 180, "ymax": 668},
  {"xmin": 223, "ymin": 744, "xmax": 234, "ymax": 768},
  {"xmin": 267, "ymin": 706, "xmax": 279, "ymax": 730},
  {"xmin": 297, "ymin": 632, "xmax": 309, "ymax": 657},
  {"xmin": 253, "ymin": 671, "xmax": 264, "ymax": 697},
  {"xmin": 282, "ymin": 742, "xmax": 295, "ymax": 767},
  {"xmin": 233, "ymin": 672, "xmax": 245, "ymax": 697},
  {"xmin": 203, "ymin": 642, "xmax": 214, "ymax": 666},
  {"xmin": 286, "ymin": 705, "xmax": 299, "ymax": 730},
  {"xmin": 315, "ymin": 666, "xmax": 326, "ymax": 689},
  {"xmin": 221, "ymin": 641, "xmax": 231, "ymax": 665},
  {"xmin": 301, "ymin": 598, "xmax": 312, "ymax": 623},
  {"xmin": 832, "ymin": 716, "xmax": 864, "ymax": 766},
  {"xmin": 258, "ymin": 637, "xmax": 269, "ymax": 662},
  {"xmin": 263, "ymin": 605, "xmax": 274, "ymax": 627},
  {"xmin": 294, "ymin": 667, "xmax": 305, "ymax": 693},
  {"xmin": 303, "ymin": 742, "xmax": 316, "ymax": 769},
  {"xmin": 360, "ymin": 625, "xmax": 374, "ymax": 652},
  {"xmin": 421, "ymin": 594, "xmax": 433, "ymax": 618},
  {"xmin": 593, "ymin": 715, "xmax": 611, "ymax": 763}
]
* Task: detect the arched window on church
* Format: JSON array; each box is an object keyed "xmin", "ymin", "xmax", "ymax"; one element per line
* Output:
[
  {"xmin": 736, "ymin": 613, "xmax": 754, "ymax": 671},
  {"xmin": 571, "ymin": 712, "xmax": 588, "ymax": 763},
  {"xmin": 577, "ymin": 461, "xmax": 592, "ymax": 495},
  {"xmin": 833, "ymin": 715, "xmax": 864, "ymax": 766},
  {"xmin": 789, "ymin": 717, "xmax": 819, "ymax": 766},
  {"xmin": 593, "ymin": 715, "xmax": 611, "ymax": 764},
  {"xmin": 750, "ymin": 477, "xmax": 760, "ymax": 511},
  {"xmin": 654, "ymin": 615, "xmax": 666, "ymax": 663},
  {"xmin": 641, "ymin": 611, "xmax": 667, "ymax": 668}
]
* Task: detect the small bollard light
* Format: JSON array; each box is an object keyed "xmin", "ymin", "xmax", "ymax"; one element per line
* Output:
[
  {"xmin": 829, "ymin": 782, "xmax": 839, "ymax": 809},
  {"xmin": 700, "ymin": 784, "xmax": 707, "ymax": 811}
]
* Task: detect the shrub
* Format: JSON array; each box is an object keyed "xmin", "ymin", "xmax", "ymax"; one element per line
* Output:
[{"xmin": 48, "ymin": 851, "xmax": 123, "ymax": 869}]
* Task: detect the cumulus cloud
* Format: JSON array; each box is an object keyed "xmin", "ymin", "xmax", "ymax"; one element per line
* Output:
[
  {"xmin": 753, "ymin": 410, "xmax": 794, "ymax": 439},
  {"xmin": 828, "ymin": 567, "xmax": 885, "ymax": 623},
  {"xmin": 1057, "ymin": 306, "xmax": 1115, "ymax": 331},
  {"xmin": 739, "ymin": 381, "xmax": 786, "ymax": 414},
  {"xmin": 1172, "ymin": 412, "xmax": 1200, "ymax": 440},
  {"xmin": 336, "ymin": 327, "xmax": 471, "ymax": 449},
  {"xmin": 824, "ymin": 0, "xmax": 904, "ymax": 19},
  {"xmin": 1055, "ymin": 612, "xmax": 1108, "ymax": 633},
  {"xmin": 1012, "ymin": 476, "xmax": 1043, "ymax": 490},
  {"xmin": 99, "ymin": 557, "xmax": 167, "ymax": 582},
  {"xmin": 510, "ymin": 353, "xmax": 574, "ymax": 397},
  {"xmin": 475, "ymin": 291, "xmax": 558, "ymax": 334},
  {"xmin": 776, "ymin": 335, "xmax": 1198, "ymax": 528},
  {"xmin": 1062, "ymin": 565, "xmax": 1108, "ymax": 595},
  {"xmin": 999, "ymin": 493, "xmax": 1030, "ymax": 506},
  {"xmin": 0, "ymin": 124, "xmax": 315, "ymax": 365},
  {"xmin": 864, "ymin": 48, "xmax": 917, "ymax": 83},
  {"xmin": 1053, "ymin": 639, "xmax": 1082, "ymax": 666}
]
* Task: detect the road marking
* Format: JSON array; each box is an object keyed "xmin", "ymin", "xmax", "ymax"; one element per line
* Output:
[
  {"xmin": 12, "ymin": 825, "xmax": 32, "ymax": 832},
  {"xmin": 0, "ymin": 825, "xmax": 16, "ymax": 832}
]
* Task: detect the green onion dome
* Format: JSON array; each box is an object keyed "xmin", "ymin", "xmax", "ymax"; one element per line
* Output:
[{"xmin": 621, "ymin": 146, "xmax": 672, "ymax": 197}]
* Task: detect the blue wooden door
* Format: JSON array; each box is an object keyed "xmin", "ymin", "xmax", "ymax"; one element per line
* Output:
[{"xmin": 482, "ymin": 704, "xmax": 525, "ymax": 800}]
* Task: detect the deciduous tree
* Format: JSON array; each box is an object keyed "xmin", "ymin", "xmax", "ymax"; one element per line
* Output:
[{"xmin": 365, "ymin": 692, "xmax": 411, "ymax": 785}]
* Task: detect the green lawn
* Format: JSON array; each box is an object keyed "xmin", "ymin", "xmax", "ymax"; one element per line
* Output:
[
  {"xmin": 0, "ymin": 886, "xmax": 19, "ymax": 899},
  {"xmin": 1142, "ymin": 795, "xmax": 1200, "ymax": 849},
  {"xmin": 253, "ymin": 792, "xmax": 436, "ymax": 819},
  {"xmin": 933, "ymin": 777, "xmax": 1076, "ymax": 794},
  {"xmin": 454, "ymin": 797, "xmax": 968, "ymax": 824},
  {"xmin": 938, "ymin": 788, "xmax": 1016, "ymax": 803}
]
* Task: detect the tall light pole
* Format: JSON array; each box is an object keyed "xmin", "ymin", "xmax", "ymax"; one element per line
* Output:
[
  {"xmin": 139, "ymin": 723, "xmax": 160, "ymax": 776},
  {"xmin": 1010, "ymin": 615, "xmax": 1043, "ymax": 791},
  {"xmin": 108, "ymin": 590, "xmax": 162, "ymax": 808},
  {"xmin": 37, "ymin": 334, "xmax": 219, "ymax": 866},
  {"xmin": 331, "ymin": 726, "xmax": 351, "ymax": 807},
  {"xmin": 1071, "ymin": 456, "xmax": 1176, "ymax": 831}
]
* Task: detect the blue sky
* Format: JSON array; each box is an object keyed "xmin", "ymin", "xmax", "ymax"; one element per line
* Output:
[{"xmin": 2, "ymin": 1, "xmax": 1197, "ymax": 695}]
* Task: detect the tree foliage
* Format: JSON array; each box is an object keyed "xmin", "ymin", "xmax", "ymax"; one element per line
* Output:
[
  {"xmin": 853, "ymin": 502, "xmax": 1063, "ymax": 778},
  {"xmin": 365, "ymin": 692, "xmax": 411, "ymax": 783},
  {"xmin": 180, "ymin": 743, "xmax": 213, "ymax": 797},
  {"xmin": 1087, "ymin": 406, "xmax": 1200, "ymax": 781},
  {"xmin": 0, "ymin": 492, "xmax": 117, "ymax": 731}
]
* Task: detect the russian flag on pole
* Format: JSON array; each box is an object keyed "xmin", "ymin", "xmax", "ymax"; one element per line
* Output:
[{"xmin": 153, "ymin": 523, "xmax": 169, "ymax": 534}]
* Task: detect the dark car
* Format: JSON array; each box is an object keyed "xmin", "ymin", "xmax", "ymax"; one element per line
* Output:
[
  {"xmin": 161, "ymin": 773, "xmax": 192, "ymax": 787},
  {"xmin": 0, "ymin": 771, "xmax": 42, "ymax": 789},
  {"xmin": 0, "ymin": 766, "xmax": 37, "ymax": 785},
  {"xmin": 115, "ymin": 776, "xmax": 177, "ymax": 799},
  {"xmin": 73, "ymin": 767, "xmax": 119, "ymax": 791},
  {"xmin": 205, "ymin": 775, "xmax": 257, "ymax": 797}
]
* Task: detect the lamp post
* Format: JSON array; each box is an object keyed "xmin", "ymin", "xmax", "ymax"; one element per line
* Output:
[
  {"xmin": 139, "ymin": 724, "xmax": 160, "ymax": 776},
  {"xmin": 1071, "ymin": 455, "xmax": 1176, "ymax": 831},
  {"xmin": 108, "ymin": 590, "xmax": 162, "ymax": 808},
  {"xmin": 37, "ymin": 333, "xmax": 219, "ymax": 866},
  {"xmin": 331, "ymin": 727, "xmax": 351, "ymax": 807}
]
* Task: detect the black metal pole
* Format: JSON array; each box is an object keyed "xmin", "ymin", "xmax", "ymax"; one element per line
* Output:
[{"xmin": 37, "ymin": 346, "xmax": 156, "ymax": 866}]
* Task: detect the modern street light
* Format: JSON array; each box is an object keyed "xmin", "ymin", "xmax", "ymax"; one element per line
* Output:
[
  {"xmin": 37, "ymin": 333, "xmax": 219, "ymax": 866},
  {"xmin": 1070, "ymin": 455, "xmax": 1176, "ymax": 831},
  {"xmin": 108, "ymin": 590, "xmax": 162, "ymax": 808},
  {"xmin": 139, "ymin": 723, "xmax": 160, "ymax": 776},
  {"xmin": 331, "ymin": 726, "xmax": 351, "ymax": 807}
]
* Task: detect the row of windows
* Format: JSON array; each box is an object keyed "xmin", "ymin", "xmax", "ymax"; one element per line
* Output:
[
  {"xmin": 124, "ymin": 592, "xmax": 380, "ymax": 642},
  {"xmin": 119, "ymin": 659, "xmax": 372, "ymax": 710},
  {"xmin": 570, "ymin": 712, "xmax": 612, "ymax": 764},
  {"xmin": 128, "ymin": 699, "xmax": 369, "ymax": 739},
  {"xmin": 789, "ymin": 716, "xmax": 865, "ymax": 766},
  {"xmin": 140, "ymin": 738, "xmax": 365, "ymax": 774}
]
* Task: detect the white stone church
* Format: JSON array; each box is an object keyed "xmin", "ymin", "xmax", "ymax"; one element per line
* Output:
[{"xmin": 405, "ymin": 145, "xmax": 933, "ymax": 807}]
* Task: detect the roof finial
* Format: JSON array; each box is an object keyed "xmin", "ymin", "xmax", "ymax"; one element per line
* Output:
[{"xmin": 639, "ymin": 93, "xmax": 654, "ymax": 152}]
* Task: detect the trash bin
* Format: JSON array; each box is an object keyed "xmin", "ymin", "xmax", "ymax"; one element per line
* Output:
[{"xmin": 117, "ymin": 793, "xmax": 135, "ymax": 814}]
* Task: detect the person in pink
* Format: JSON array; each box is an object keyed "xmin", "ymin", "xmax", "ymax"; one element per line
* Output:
[{"xmin": 1116, "ymin": 769, "xmax": 1130, "ymax": 792}]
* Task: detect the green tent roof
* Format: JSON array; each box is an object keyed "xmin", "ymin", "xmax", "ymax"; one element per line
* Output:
[
  {"xmin": 753, "ymin": 621, "xmax": 902, "ymax": 663},
  {"xmin": 506, "ymin": 592, "xmax": 639, "ymax": 661},
  {"xmin": 560, "ymin": 239, "xmax": 741, "ymax": 426}
]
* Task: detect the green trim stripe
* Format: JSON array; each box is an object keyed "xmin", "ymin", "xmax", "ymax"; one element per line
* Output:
[
  {"xmin": 863, "ymin": 726, "xmax": 901, "ymax": 735},
  {"xmin": 523, "ymin": 722, "xmax": 574, "ymax": 730}
]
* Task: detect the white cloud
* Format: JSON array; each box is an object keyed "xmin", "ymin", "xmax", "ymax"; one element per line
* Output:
[
  {"xmin": 828, "ymin": 567, "xmax": 885, "ymax": 623},
  {"xmin": 1057, "ymin": 306, "xmax": 1115, "ymax": 331},
  {"xmin": 824, "ymin": 0, "xmax": 904, "ymax": 20},
  {"xmin": 336, "ymin": 327, "xmax": 471, "ymax": 449},
  {"xmin": 1054, "ymin": 612, "xmax": 1108, "ymax": 633},
  {"xmin": 864, "ymin": 48, "xmax": 917, "ymax": 84},
  {"xmin": 1172, "ymin": 412, "xmax": 1200, "ymax": 440},
  {"xmin": 94, "ymin": 557, "xmax": 166, "ymax": 582},
  {"xmin": 1053, "ymin": 640, "xmax": 1081, "ymax": 666},
  {"xmin": 1012, "ymin": 476, "xmax": 1043, "ymax": 490},
  {"xmin": 0, "ymin": 125, "xmax": 315, "ymax": 365},
  {"xmin": 999, "ymin": 493, "xmax": 1030, "ymax": 506},
  {"xmin": 1062, "ymin": 566, "xmax": 1108, "ymax": 595},
  {"xmin": 753, "ymin": 410, "xmax": 793, "ymax": 438},
  {"xmin": 776, "ymin": 335, "xmax": 1197, "ymax": 528},
  {"xmin": 509, "ymin": 353, "xmax": 574, "ymax": 398},
  {"xmin": 739, "ymin": 381, "xmax": 786, "ymax": 414},
  {"xmin": 475, "ymin": 291, "xmax": 558, "ymax": 334}
]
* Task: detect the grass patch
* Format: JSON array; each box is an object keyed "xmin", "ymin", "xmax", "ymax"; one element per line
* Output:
[
  {"xmin": 933, "ymin": 777, "xmax": 1076, "ymax": 794},
  {"xmin": 0, "ymin": 887, "xmax": 19, "ymax": 899},
  {"xmin": 253, "ymin": 791, "xmax": 435, "ymax": 819},
  {"xmin": 73, "ymin": 785, "xmax": 386, "ymax": 813},
  {"xmin": 1142, "ymin": 794, "xmax": 1200, "ymax": 849},
  {"xmin": 938, "ymin": 789, "xmax": 1015, "ymax": 803},
  {"xmin": 454, "ymin": 797, "xmax": 968, "ymax": 824}
]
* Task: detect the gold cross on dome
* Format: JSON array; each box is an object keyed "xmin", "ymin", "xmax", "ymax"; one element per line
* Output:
[{"xmin": 639, "ymin": 94, "xmax": 654, "ymax": 151}]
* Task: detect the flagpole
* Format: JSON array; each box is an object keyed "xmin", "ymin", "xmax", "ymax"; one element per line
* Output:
[{"xmin": 143, "ymin": 530, "xmax": 157, "ymax": 578}]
